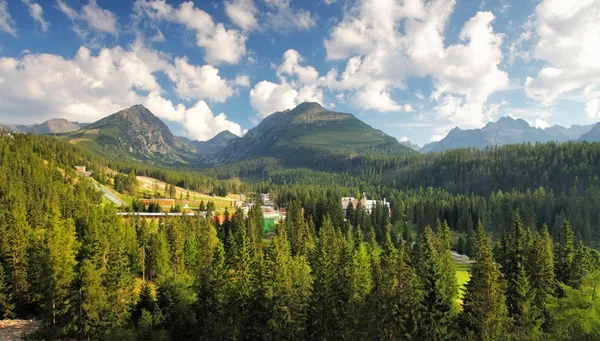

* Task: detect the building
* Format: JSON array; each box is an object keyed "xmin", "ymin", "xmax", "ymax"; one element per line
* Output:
[{"xmin": 342, "ymin": 193, "xmax": 390, "ymax": 216}]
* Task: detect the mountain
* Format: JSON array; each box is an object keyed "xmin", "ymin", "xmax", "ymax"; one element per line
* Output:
[
  {"xmin": 400, "ymin": 140, "xmax": 421, "ymax": 152},
  {"xmin": 421, "ymin": 117, "xmax": 595, "ymax": 153},
  {"xmin": 2, "ymin": 119, "xmax": 87, "ymax": 134},
  {"xmin": 65, "ymin": 104, "xmax": 195, "ymax": 163},
  {"xmin": 221, "ymin": 102, "xmax": 414, "ymax": 163},
  {"xmin": 578, "ymin": 123, "xmax": 600, "ymax": 142},
  {"xmin": 192, "ymin": 130, "xmax": 240, "ymax": 154},
  {"xmin": 30, "ymin": 118, "xmax": 87, "ymax": 134}
]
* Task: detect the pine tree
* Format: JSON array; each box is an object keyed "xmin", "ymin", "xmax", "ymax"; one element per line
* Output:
[
  {"xmin": 555, "ymin": 220, "xmax": 575, "ymax": 287},
  {"xmin": 196, "ymin": 240, "xmax": 227, "ymax": 340},
  {"xmin": 528, "ymin": 225, "xmax": 555, "ymax": 328},
  {"xmin": 436, "ymin": 220, "xmax": 458, "ymax": 304},
  {"xmin": 460, "ymin": 222, "xmax": 507, "ymax": 340},
  {"xmin": 347, "ymin": 227, "xmax": 373, "ymax": 339},
  {"xmin": 499, "ymin": 213, "xmax": 543, "ymax": 337},
  {"xmin": 456, "ymin": 236, "xmax": 466, "ymax": 256},
  {"xmin": 40, "ymin": 212, "xmax": 80, "ymax": 330},
  {"xmin": 413, "ymin": 226, "xmax": 457, "ymax": 340},
  {"xmin": 0, "ymin": 262, "xmax": 14, "ymax": 319},
  {"xmin": 2, "ymin": 198, "xmax": 32, "ymax": 307}
]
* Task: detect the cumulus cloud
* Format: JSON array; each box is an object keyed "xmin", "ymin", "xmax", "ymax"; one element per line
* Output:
[
  {"xmin": 0, "ymin": 43, "xmax": 244, "ymax": 141},
  {"xmin": 145, "ymin": 92, "xmax": 246, "ymax": 140},
  {"xmin": 225, "ymin": 0, "xmax": 315, "ymax": 32},
  {"xmin": 587, "ymin": 99, "xmax": 600, "ymax": 121},
  {"xmin": 250, "ymin": 49, "xmax": 325, "ymax": 119},
  {"xmin": 0, "ymin": 0, "xmax": 17, "ymax": 36},
  {"xmin": 57, "ymin": 0, "xmax": 118, "ymax": 36},
  {"xmin": 524, "ymin": 0, "xmax": 600, "ymax": 104},
  {"xmin": 264, "ymin": 0, "xmax": 316, "ymax": 31},
  {"xmin": 225, "ymin": 0, "xmax": 259, "ymax": 31},
  {"xmin": 21, "ymin": 0, "xmax": 49, "ymax": 32},
  {"xmin": 249, "ymin": 81, "xmax": 299, "ymax": 119},
  {"xmin": 322, "ymin": 0, "xmax": 508, "ymax": 126},
  {"xmin": 134, "ymin": 0, "xmax": 246, "ymax": 64},
  {"xmin": 165, "ymin": 58, "xmax": 235, "ymax": 103}
]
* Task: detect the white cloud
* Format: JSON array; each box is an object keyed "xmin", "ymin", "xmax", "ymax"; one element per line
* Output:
[
  {"xmin": 264, "ymin": 0, "xmax": 316, "ymax": 31},
  {"xmin": 587, "ymin": 98, "xmax": 600, "ymax": 121},
  {"xmin": 249, "ymin": 80, "xmax": 298, "ymax": 118},
  {"xmin": 250, "ymin": 49, "xmax": 325, "ymax": 119},
  {"xmin": 165, "ymin": 58, "xmax": 235, "ymax": 103},
  {"xmin": 21, "ymin": 0, "xmax": 49, "ymax": 32},
  {"xmin": 225, "ymin": 0, "xmax": 315, "ymax": 33},
  {"xmin": 0, "ymin": 0, "xmax": 17, "ymax": 36},
  {"xmin": 535, "ymin": 117, "xmax": 550, "ymax": 129},
  {"xmin": 234, "ymin": 75, "xmax": 250, "ymax": 87},
  {"xmin": 145, "ymin": 92, "xmax": 245, "ymax": 140},
  {"xmin": 400, "ymin": 136, "xmax": 409, "ymax": 142},
  {"xmin": 277, "ymin": 49, "xmax": 319, "ymax": 85},
  {"xmin": 321, "ymin": 0, "xmax": 508, "ymax": 126},
  {"xmin": 353, "ymin": 88, "xmax": 403, "ymax": 112},
  {"xmin": 524, "ymin": 0, "xmax": 600, "ymax": 104},
  {"xmin": 225, "ymin": 0, "xmax": 259, "ymax": 31},
  {"xmin": 0, "ymin": 43, "xmax": 244, "ymax": 141},
  {"xmin": 134, "ymin": 0, "xmax": 247, "ymax": 65},
  {"xmin": 57, "ymin": 0, "xmax": 118, "ymax": 36}
]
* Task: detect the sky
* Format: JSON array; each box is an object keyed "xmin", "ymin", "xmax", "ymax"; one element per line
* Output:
[{"xmin": 0, "ymin": 0, "xmax": 599, "ymax": 146}]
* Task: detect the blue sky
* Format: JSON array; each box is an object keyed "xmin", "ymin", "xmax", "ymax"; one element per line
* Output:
[{"xmin": 0, "ymin": 0, "xmax": 599, "ymax": 146}]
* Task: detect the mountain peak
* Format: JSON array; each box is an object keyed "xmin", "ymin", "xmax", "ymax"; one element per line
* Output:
[{"xmin": 292, "ymin": 102, "xmax": 324, "ymax": 112}]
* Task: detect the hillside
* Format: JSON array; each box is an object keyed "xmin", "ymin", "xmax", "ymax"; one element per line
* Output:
[
  {"xmin": 422, "ymin": 117, "xmax": 595, "ymax": 152},
  {"xmin": 222, "ymin": 102, "xmax": 415, "ymax": 164}
]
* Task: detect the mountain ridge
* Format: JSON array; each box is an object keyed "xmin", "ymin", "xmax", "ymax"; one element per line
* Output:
[
  {"xmin": 1, "ymin": 118, "xmax": 87, "ymax": 134},
  {"xmin": 422, "ymin": 116, "xmax": 595, "ymax": 153}
]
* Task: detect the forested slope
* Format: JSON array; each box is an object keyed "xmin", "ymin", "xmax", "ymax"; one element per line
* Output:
[{"xmin": 2, "ymin": 135, "xmax": 600, "ymax": 340}]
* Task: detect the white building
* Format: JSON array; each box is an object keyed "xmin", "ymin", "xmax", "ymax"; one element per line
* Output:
[{"xmin": 342, "ymin": 193, "xmax": 390, "ymax": 216}]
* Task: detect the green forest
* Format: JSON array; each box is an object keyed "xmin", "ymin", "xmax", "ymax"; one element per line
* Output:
[{"xmin": 1, "ymin": 134, "xmax": 600, "ymax": 340}]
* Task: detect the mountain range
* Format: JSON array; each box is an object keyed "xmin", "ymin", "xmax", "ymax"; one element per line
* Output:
[
  {"xmin": 32, "ymin": 102, "xmax": 413, "ymax": 165},
  {"xmin": 420, "ymin": 117, "xmax": 597, "ymax": 153},
  {"xmin": 7, "ymin": 104, "xmax": 600, "ymax": 166},
  {"xmin": 1, "ymin": 118, "xmax": 88, "ymax": 134}
]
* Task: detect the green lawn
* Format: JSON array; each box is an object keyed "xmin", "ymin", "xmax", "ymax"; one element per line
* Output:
[{"xmin": 454, "ymin": 260, "xmax": 471, "ymax": 300}]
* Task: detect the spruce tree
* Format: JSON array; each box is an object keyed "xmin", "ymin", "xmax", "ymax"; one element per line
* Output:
[
  {"xmin": 40, "ymin": 212, "xmax": 80, "ymax": 330},
  {"xmin": 413, "ymin": 226, "xmax": 457, "ymax": 340},
  {"xmin": 0, "ymin": 262, "xmax": 14, "ymax": 318},
  {"xmin": 460, "ymin": 222, "xmax": 507, "ymax": 340},
  {"xmin": 555, "ymin": 220, "xmax": 575, "ymax": 287},
  {"xmin": 196, "ymin": 240, "xmax": 227, "ymax": 340}
]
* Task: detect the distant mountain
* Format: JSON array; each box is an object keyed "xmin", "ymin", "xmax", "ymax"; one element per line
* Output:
[
  {"xmin": 193, "ymin": 130, "xmax": 240, "ymax": 154},
  {"xmin": 65, "ymin": 105, "xmax": 195, "ymax": 163},
  {"xmin": 422, "ymin": 117, "xmax": 595, "ymax": 153},
  {"xmin": 221, "ymin": 102, "xmax": 415, "ymax": 163},
  {"xmin": 1, "ymin": 118, "xmax": 87, "ymax": 134},
  {"xmin": 400, "ymin": 140, "xmax": 421, "ymax": 152},
  {"xmin": 578, "ymin": 123, "xmax": 600, "ymax": 142}
]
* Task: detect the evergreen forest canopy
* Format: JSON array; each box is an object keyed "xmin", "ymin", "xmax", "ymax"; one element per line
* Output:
[{"xmin": 1, "ymin": 134, "xmax": 600, "ymax": 340}]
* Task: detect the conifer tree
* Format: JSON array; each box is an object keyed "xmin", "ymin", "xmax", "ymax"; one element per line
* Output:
[
  {"xmin": 0, "ymin": 262, "xmax": 14, "ymax": 319},
  {"xmin": 460, "ymin": 222, "xmax": 507, "ymax": 340},
  {"xmin": 196, "ymin": 240, "xmax": 227, "ymax": 340},
  {"xmin": 40, "ymin": 212, "xmax": 80, "ymax": 330},
  {"xmin": 528, "ymin": 225, "xmax": 555, "ymax": 327},
  {"xmin": 413, "ymin": 226, "xmax": 457, "ymax": 340},
  {"xmin": 2, "ymin": 197, "xmax": 32, "ymax": 307},
  {"xmin": 555, "ymin": 220, "xmax": 575, "ymax": 287},
  {"xmin": 347, "ymin": 227, "xmax": 373, "ymax": 339}
]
